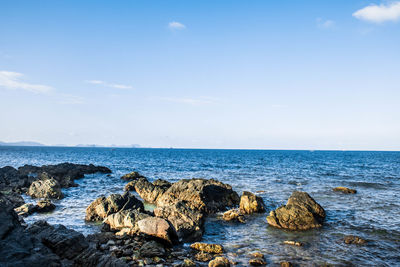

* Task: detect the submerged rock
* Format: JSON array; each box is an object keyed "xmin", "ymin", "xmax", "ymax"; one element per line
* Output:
[
  {"xmin": 280, "ymin": 262, "xmax": 293, "ymax": 267},
  {"xmin": 223, "ymin": 209, "xmax": 245, "ymax": 223},
  {"xmin": 344, "ymin": 235, "xmax": 367, "ymax": 245},
  {"xmin": 283, "ymin": 240, "xmax": 303, "ymax": 246},
  {"xmin": 249, "ymin": 252, "xmax": 267, "ymax": 266},
  {"xmin": 333, "ymin": 187, "xmax": 357, "ymax": 194},
  {"xmin": 190, "ymin": 242, "xmax": 224, "ymax": 254},
  {"xmin": 239, "ymin": 191, "xmax": 265, "ymax": 214},
  {"xmin": 28, "ymin": 175, "xmax": 64, "ymax": 199},
  {"xmin": 157, "ymin": 178, "xmax": 240, "ymax": 214},
  {"xmin": 209, "ymin": 256, "xmax": 230, "ymax": 267},
  {"xmin": 154, "ymin": 200, "xmax": 204, "ymax": 242},
  {"xmin": 137, "ymin": 217, "xmax": 178, "ymax": 245},
  {"xmin": 85, "ymin": 192, "xmax": 144, "ymax": 221},
  {"xmin": 266, "ymin": 191, "xmax": 326, "ymax": 230}
]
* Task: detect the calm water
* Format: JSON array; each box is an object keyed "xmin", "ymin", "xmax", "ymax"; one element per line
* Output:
[{"xmin": 1, "ymin": 146, "xmax": 399, "ymax": 266}]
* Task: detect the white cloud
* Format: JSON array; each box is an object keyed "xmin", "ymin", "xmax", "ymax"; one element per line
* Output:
[
  {"xmin": 353, "ymin": 2, "xmax": 400, "ymax": 23},
  {"xmin": 0, "ymin": 71, "xmax": 53, "ymax": 94},
  {"xmin": 85, "ymin": 80, "xmax": 133, "ymax": 89},
  {"xmin": 316, "ymin": 18, "xmax": 335, "ymax": 29},
  {"xmin": 168, "ymin": 21, "xmax": 186, "ymax": 30},
  {"xmin": 162, "ymin": 97, "xmax": 216, "ymax": 106}
]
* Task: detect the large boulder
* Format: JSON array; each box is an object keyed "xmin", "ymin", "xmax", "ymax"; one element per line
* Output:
[
  {"xmin": 239, "ymin": 191, "xmax": 265, "ymax": 214},
  {"xmin": 154, "ymin": 200, "xmax": 204, "ymax": 242},
  {"xmin": 27, "ymin": 175, "xmax": 64, "ymax": 199},
  {"xmin": 104, "ymin": 209, "xmax": 150, "ymax": 231},
  {"xmin": 137, "ymin": 217, "xmax": 179, "ymax": 246},
  {"xmin": 267, "ymin": 191, "xmax": 326, "ymax": 230},
  {"xmin": 156, "ymin": 178, "xmax": 240, "ymax": 214},
  {"xmin": 85, "ymin": 192, "xmax": 144, "ymax": 221},
  {"xmin": 125, "ymin": 177, "xmax": 171, "ymax": 204}
]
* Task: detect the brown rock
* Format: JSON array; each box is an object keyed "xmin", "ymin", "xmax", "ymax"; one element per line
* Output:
[
  {"xmin": 333, "ymin": 187, "xmax": 357, "ymax": 194},
  {"xmin": 195, "ymin": 251, "xmax": 214, "ymax": 262},
  {"xmin": 14, "ymin": 203, "xmax": 37, "ymax": 216},
  {"xmin": 283, "ymin": 240, "xmax": 303, "ymax": 246},
  {"xmin": 209, "ymin": 256, "xmax": 230, "ymax": 267},
  {"xmin": 239, "ymin": 191, "xmax": 265, "ymax": 214},
  {"xmin": 133, "ymin": 178, "xmax": 171, "ymax": 203},
  {"xmin": 223, "ymin": 209, "xmax": 245, "ymax": 223},
  {"xmin": 190, "ymin": 242, "xmax": 224, "ymax": 254},
  {"xmin": 280, "ymin": 262, "xmax": 293, "ymax": 267},
  {"xmin": 249, "ymin": 252, "xmax": 266, "ymax": 266},
  {"xmin": 266, "ymin": 191, "xmax": 326, "ymax": 230},
  {"xmin": 104, "ymin": 209, "xmax": 150, "ymax": 231},
  {"xmin": 137, "ymin": 217, "xmax": 178, "ymax": 245},
  {"xmin": 120, "ymin": 171, "xmax": 145, "ymax": 181},
  {"xmin": 27, "ymin": 176, "xmax": 63, "ymax": 199},
  {"xmin": 344, "ymin": 235, "xmax": 367, "ymax": 245}
]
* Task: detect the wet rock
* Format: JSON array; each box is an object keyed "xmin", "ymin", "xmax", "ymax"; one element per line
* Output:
[
  {"xmin": 239, "ymin": 191, "xmax": 265, "ymax": 214},
  {"xmin": 36, "ymin": 199, "xmax": 56, "ymax": 213},
  {"xmin": 131, "ymin": 177, "xmax": 172, "ymax": 203},
  {"xmin": 249, "ymin": 252, "xmax": 266, "ymax": 266},
  {"xmin": 85, "ymin": 192, "xmax": 144, "ymax": 221},
  {"xmin": 333, "ymin": 187, "xmax": 357, "ymax": 194},
  {"xmin": 209, "ymin": 256, "xmax": 230, "ymax": 267},
  {"xmin": 280, "ymin": 262, "xmax": 293, "ymax": 267},
  {"xmin": 121, "ymin": 171, "xmax": 145, "ymax": 181},
  {"xmin": 139, "ymin": 240, "xmax": 166, "ymax": 257},
  {"xmin": 137, "ymin": 217, "xmax": 178, "ymax": 245},
  {"xmin": 344, "ymin": 235, "xmax": 367, "ymax": 245},
  {"xmin": 283, "ymin": 240, "xmax": 303, "ymax": 247},
  {"xmin": 15, "ymin": 203, "xmax": 37, "ymax": 216},
  {"xmin": 223, "ymin": 209, "xmax": 245, "ymax": 223},
  {"xmin": 19, "ymin": 162, "xmax": 111, "ymax": 188},
  {"xmin": 266, "ymin": 191, "xmax": 326, "ymax": 230},
  {"xmin": 154, "ymin": 200, "xmax": 204, "ymax": 242},
  {"xmin": 104, "ymin": 209, "xmax": 150, "ymax": 231},
  {"xmin": 195, "ymin": 251, "xmax": 214, "ymax": 262},
  {"xmin": 157, "ymin": 178, "xmax": 240, "ymax": 214},
  {"xmin": 183, "ymin": 258, "xmax": 196, "ymax": 267},
  {"xmin": 27, "ymin": 175, "xmax": 64, "ymax": 199},
  {"xmin": 190, "ymin": 242, "xmax": 224, "ymax": 254}
]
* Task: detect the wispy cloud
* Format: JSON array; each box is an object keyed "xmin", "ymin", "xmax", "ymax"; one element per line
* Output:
[
  {"xmin": 0, "ymin": 71, "xmax": 53, "ymax": 94},
  {"xmin": 316, "ymin": 18, "xmax": 335, "ymax": 29},
  {"xmin": 168, "ymin": 21, "xmax": 186, "ymax": 30},
  {"xmin": 162, "ymin": 96, "xmax": 216, "ymax": 106},
  {"xmin": 353, "ymin": 2, "xmax": 400, "ymax": 23},
  {"xmin": 85, "ymin": 80, "xmax": 133, "ymax": 89}
]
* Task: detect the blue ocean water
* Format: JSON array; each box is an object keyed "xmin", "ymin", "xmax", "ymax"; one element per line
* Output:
[{"xmin": 1, "ymin": 146, "xmax": 399, "ymax": 266}]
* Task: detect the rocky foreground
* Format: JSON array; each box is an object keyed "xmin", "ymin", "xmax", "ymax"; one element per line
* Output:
[{"xmin": 0, "ymin": 163, "xmax": 362, "ymax": 266}]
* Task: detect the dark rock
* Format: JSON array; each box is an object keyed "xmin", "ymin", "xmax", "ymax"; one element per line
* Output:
[
  {"xmin": 138, "ymin": 240, "xmax": 166, "ymax": 257},
  {"xmin": 239, "ymin": 191, "xmax": 265, "ymax": 214},
  {"xmin": 154, "ymin": 200, "xmax": 204, "ymax": 242},
  {"xmin": 85, "ymin": 192, "xmax": 144, "ymax": 221},
  {"xmin": 344, "ymin": 235, "xmax": 367, "ymax": 245},
  {"xmin": 266, "ymin": 191, "xmax": 326, "ymax": 230},
  {"xmin": 36, "ymin": 199, "xmax": 56, "ymax": 213},
  {"xmin": 27, "ymin": 174, "xmax": 64, "ymax": 199},
  {"xmin": 0, "ymin": 190, "xmax": 25, "ymax": 208},
  {"xmin": 157, "ymin": 178, "xmax": 240, "ymax": 214},
  {"xmin": 333, "ymin": 187, "xmax": 357, "ymax": 194}
]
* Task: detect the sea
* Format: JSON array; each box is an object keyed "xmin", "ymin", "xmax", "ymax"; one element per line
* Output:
[{"xmin": 0, "ymin": 146, "xmax": 399, "ymax": 266}]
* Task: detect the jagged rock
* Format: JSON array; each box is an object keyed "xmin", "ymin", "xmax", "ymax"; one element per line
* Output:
[
  {"xmin": 36, "ymin": 199, "xmax": 56, "ymax": 213},
  {"xmin": 138, "ymin": 240, "xmax": 166, "ymax": 257},
  {"xmin": 249, "ymin": 252, "xmax": 266, "ymax": 266},
  {"xmin": 223, "ymin": 209, "xmax": 245, "ymax": 223},
  {"xmin": 137, "ymin": 217, "xmax": 178, "ymax": 245},
  {"xmin": 128, "ymin": 177, "xmax": 171, "ymax": 203},
  {"xmin": 239, "ymin": 191, "xmax": 265, "ymax": 214},
  {"xmin": 157, "ymin": 178, "xmax": 240, "ymax": 214},
  {"xmin": 85, "ymin": 192, "xmax": 144, "ymax": 221},
  {"xmin": 183, "ymin": 258, "xmax": 196, "ymax": 266},
  {"xmin": 104, "ymin": 209, "xmax": 150, "ymax": 231},
  {"xmin": 27, "ymin": 175, "xmax": 64, "ymax": 199},
  {"xmin": 195, "ymin": 251, "xmax": 214, "ymax": 262},
  {"xmin": 0, "ymin": 190, "xmax": 25, "ymax": 208},
  {"xmin": 120, "ymin": 171, "xmax": 145, "ymax": 181},
  {"xmin": 154, "ymin": 200, "xmax": 204, "ymax": 242},
  {"xmin": 0, "ymin": 166, "xmax": 32, "ymax": 190},
  {"xmin": 333, "ymin": 187, "xmax": 357, "ymax": 194},
  {"xmin": 15, "ymin": 203, "xmax": 37, "ymax": 216},
  {"xmin": 266, "ymin": 191, "xmax": 326, "ymax": 230},
  {"xmin": 190, "ymin": 242, "xmax": 224, "ymax": 254},
  {"xmin": 209, "ymin": 256, "xmax": 230, "ymax": 267},
  {"xmin": 18, "ymin": 162, "xmax": 111, "ymax": 188},
  {"xmin": 344, "ymin": 235, "xmax": 367, "ymax": 245}
]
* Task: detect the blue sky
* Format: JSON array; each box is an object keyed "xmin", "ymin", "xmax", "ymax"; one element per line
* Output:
[{"xmin": 0, "ymin": 0, "xmax": 399, "ymax": 150}]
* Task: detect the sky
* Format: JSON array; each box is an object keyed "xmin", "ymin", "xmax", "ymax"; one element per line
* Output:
[{"xmin": 0, "ymin": 0, "xmax": 399, "ymax": 150}]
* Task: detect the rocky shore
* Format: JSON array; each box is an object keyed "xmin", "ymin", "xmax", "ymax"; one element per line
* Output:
[{"xmin": 0, "ymin": 163, "xmax": 363, "ymax": 266}]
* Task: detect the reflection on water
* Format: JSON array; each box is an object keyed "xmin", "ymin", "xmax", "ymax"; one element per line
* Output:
[{"xmin": 1, "ymin": 147, "xmax": 400, "ymax": 266}]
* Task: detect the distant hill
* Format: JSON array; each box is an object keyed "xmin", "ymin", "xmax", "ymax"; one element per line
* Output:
[{"xmin": 0, "ymin": 141, "xmax": 45, "ymax": 146}]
